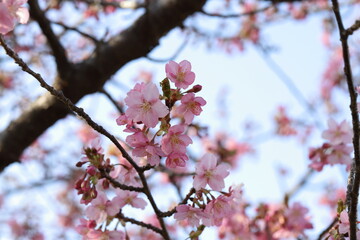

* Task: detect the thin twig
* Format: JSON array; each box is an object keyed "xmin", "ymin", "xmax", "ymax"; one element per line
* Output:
[
  {"xmin": 345, "ymin": 20, "xmax": 360, "ymax": 36},
  {"xmin": 256, "ymin": 44, "xmax": 323, "ymax": 129},
  {"xmin": 146, "ymin": 36, "xmax": 190, "ymax": 63},
  {"xmin": 116, "ymin": 212, "xmax": 163, "ymax": 235},
  {"xmin": 159, "ymin": 188, "xmax": 196, "ymax": 217},
  {"xmin": 331, "ymin": 1, "xmax": 360, "ymax": 239},
  {"xmin": 51, "ymin": 21, "xmax": 100, "ymax": 43},
  {"xmin": 99, "ymin": 169, "xmax": 143, "ymax": 192},
  {"xmin": 99, "ymin": 88, "xmax": 124, "ymax": 114},
  {"xmin": 283, "ymin": 169, "xmax": 314, "ymax": 205},
  {"xmin": 317, "ymin": 218, "xmax": 338, "ymax": 240}
]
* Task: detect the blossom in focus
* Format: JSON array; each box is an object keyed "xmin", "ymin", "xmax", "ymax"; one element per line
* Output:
[
  {"xmin": 193, "ymin": 153, "xmax": 230, "ymax": 191},
  {"xmin": 174, "ymin": 93, "xmax": 206, "ymax": 124},
  {"xmin": 0, "ymin": 0, "xmax": 29, "ymax": 34},
  {"xmin": 165, "ymin": 60, "xmax": 195, "ymax": 89},
  {"xmin": 125, "ymin": 82, "xmax": 168, "ymax": 128},
  {"xmin": 126, "ymin": 130, "xmax": 165, "ymax": 166},
  {"xmin": 161, "ymin": 125, "xmax": 192, "ymax": 155}
]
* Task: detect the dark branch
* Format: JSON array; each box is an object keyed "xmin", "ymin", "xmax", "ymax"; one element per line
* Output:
[
  {"xmin": 28, "ymin": 0, "xmax": 71, "ymax": 73},
  {"xmin": 51, "ymin": 21, "xmax": 100, "ymax": 43},
  {"xmin": 317, "ymin": 218, "xmax": 338, "ymax": 240},
  {"xmin": 99, "ymin": 88, "xmax": 124, "ymax": 114},
  {"xmin": 116, "ymin": 212, "xmax": 163, "ymax": 235},
  {"xmin": 345, "ymin": 19, "xmax": 360, "ymax": 36},
  {"xmin": 331, "ymin": 1, "xmax": 360, "ymax": 239}
]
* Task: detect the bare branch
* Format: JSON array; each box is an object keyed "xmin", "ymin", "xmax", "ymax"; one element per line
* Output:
[
  {"xmin": 99, "ymin": 88, "xmax": 124, "ymax": 114},
  {"xmin": 116, "ymin": 212, "xmax": 163, "ymax": 235},
  {"xmin": 317, "ymin": 218, "xmax": 338, "ymax": 240},
  {"xmin": 345, "ymin": 19, "xmax": 360, "ymax": 36}
]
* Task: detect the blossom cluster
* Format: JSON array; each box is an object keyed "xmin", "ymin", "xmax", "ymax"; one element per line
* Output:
[
  {"xmin": 116, "ymin": 60, "xmax": 206, "ymax": 169},
  {"xmin": 75, "ymin": 60, "xmax": 233, "ymax": 239},
  {"xmin": 309, "ymin": 119, "xmax": 353, "ymax": 171}
]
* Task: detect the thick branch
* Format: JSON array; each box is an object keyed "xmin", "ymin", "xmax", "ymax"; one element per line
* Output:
[{"xmin": 0, "ymin": 0, "xmax": 207, "ymax": 172}]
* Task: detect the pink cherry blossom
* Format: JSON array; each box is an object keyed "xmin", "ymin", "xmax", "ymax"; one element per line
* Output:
[
  {"xmin": 174, "ymin": 93, "xmax": 206, "ymax": 124},
  {"xmin": 339, "ymin": 210, "xmax": 350, "ymax": 235},
  {"xmin": 174, "ymin": 204, "xmax": 207, "ymax": 227},
  {"xmin": 126, "ymin": 130, "xmax": 165, "ymax": 166},
  {"xmin": 75, "ymin": 218, "xmax": 97, "ymax": 237},
  {"xmin": 0, "ymin": 0, "xmax": 29, "ymax": 34},
  {"xmin": 125, "ymin": 82, "xmax": 168, "ymax": 128},
  {"xmin": 113, "ymin": 190, "xmax": 147, "ymax": 209},
  {"xmin": 193, "ymin": 153, "xmax": 230, "ymax": 191},
  {"xmin": 308, "ymin": 142, "xmax": 353, "ymax": 171},
  {"xmin": 203, "ymin": 195, "xmax": 233, "ymax": 227},
  {"xmin": 161, "ymin": 125, "xmax": 192, "ymax": 155},
  {"xmin": 327, "ymin": 144, "xmax": 353, "ymax": 169},
  {"xmin": 116, "ymin": 114, "xmax": 132, "ymax": 127},
  {"xmin": 322, "ymin": 119, "xmax": 352, "ymax": 145},
  {"xmin": 111, "ymin": 156, "xmax": 141, "ymax": 187},
  {"xmin": 283, "ymin": 202, "xmax": 313, "ymax": 233},
  {"xmin": 165, "ymin": 60, "xmax": 195, "ymax": 89},
  {"xmin": 165, "ymin": 152, "xmax": 189, "ymax": 168},
  {"xmin": 85, "ymin": 193, "xmax": 120, "ymax": 224}
]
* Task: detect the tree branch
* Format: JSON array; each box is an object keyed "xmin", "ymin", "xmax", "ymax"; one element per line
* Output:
[
  {"xmin": 331, "ymin": 1, "xmax": 360, "ymax": 239},
  {"xmin": 0, "ymin": 0, "xmax": 207, "ymax": 172}
]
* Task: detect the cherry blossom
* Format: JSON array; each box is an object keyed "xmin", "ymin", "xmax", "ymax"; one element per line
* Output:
[
  {"xmin": 75, "ymin": 218, "xmax": 97, "ymax": 237},
  {"xmin": 322, "ymin": 119, "xmax": 352, "ymax": 145},
  {"xmin": 124, "ymin": 82, "xmax": 168, "ymax": 128},
  {"xmin": 339, "ymin": 210, "xmax": 349, "ymax": 235},
  {"xmin": 161, "ymin": 124, "xmax": 192, "ymax": 155},
  {"xmin": 112, "ymin": 190, "xmax": 147, "ymax": 209},
  {"xmin": 193, "ymin": 153, "xmax": 230, "ymax": 191},
  {"xmin": 203, "ymin": 195, "xmax": 233, "ymax": 226},
  {"xmin": 0, "ymin": 0, "xmax": 29, "ymax": 34},
  {"xmin": 165, "ymin": 60, "xmax": 195, "ymax": 89},
  {"xmin": 165, "ymin": 152, "xmax": 189, "ymax": 168},
  {"xmin": 174, "ymin": 204, "xmax": 206, "ymax": 227},
  {"xmin": 126, "ymin": 130, "xmax": 165, "ymax": 166},
  {"xmin": 85, "ymin": 193, "xmax": 120, "ymax": 224},
  {"xmin": 174, "ymin": 93, "xmax": 206, "ymax": 124}
]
